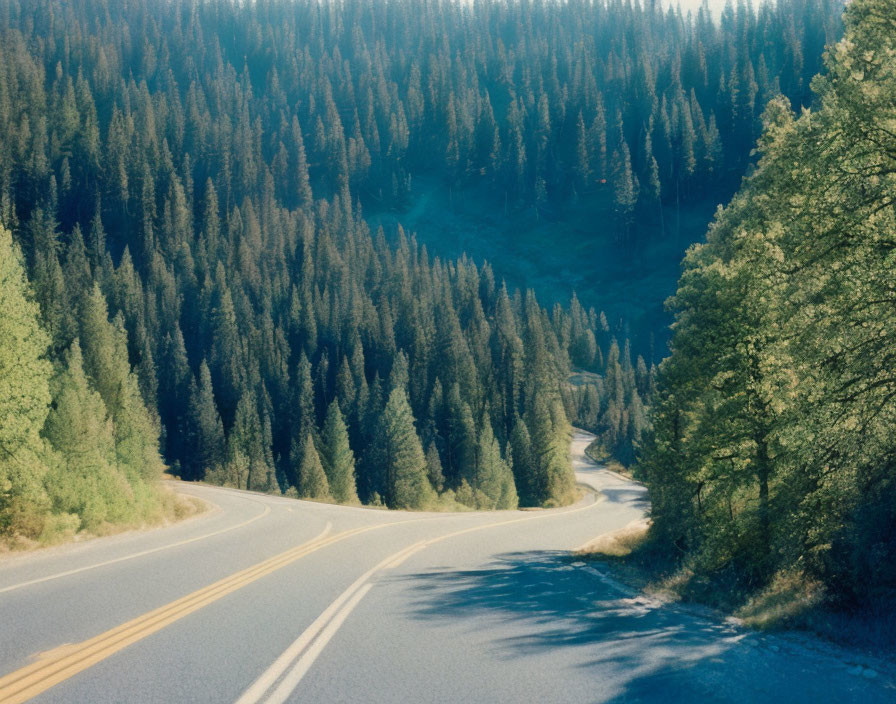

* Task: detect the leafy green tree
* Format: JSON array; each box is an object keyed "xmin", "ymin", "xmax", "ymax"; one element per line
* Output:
[
  {"xmin": 470, "ymin": 421, "xmax": 518, "ymax": 510},
  {"xmin": 639, "ymin": 0, "xmax": 896, "ymax": 602},
  {"xmin": 378, "ymin": 388, "xmax": 434, "ymax": 509},
  {"xmin": 0, "ymin": 226, "xmax": 51, "ymax": 537},
  {"xmin": 320, "ymin": 400, "xmax": 358, "ymax": 503},
  {"xmin": 43, "ymin": 341, "xmax": 131, "ymax": 529},
  {"xmin": 297, "ymin": 433, "xmax": 330, "ymax": 500}
]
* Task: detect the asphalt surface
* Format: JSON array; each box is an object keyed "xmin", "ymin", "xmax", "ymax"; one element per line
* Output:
[{"xmin": 0, "ymin": 430, "xmax": 892, "ymax": 703}]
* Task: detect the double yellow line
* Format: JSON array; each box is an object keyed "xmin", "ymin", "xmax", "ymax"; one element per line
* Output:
[
  {"xmin": 237, "ymin": 493, "xmax": 606, "ymax": 704},
  {"xmin": 0, "ymin": 522, "xmax": 390, "ymax": 704},
  {"xmin": 0, "ymin": 498, "xmax": 271, "ymax": 596},
  {"xmin": 0, "ymin": 492, "xmax": 604, "ymax": 704}
]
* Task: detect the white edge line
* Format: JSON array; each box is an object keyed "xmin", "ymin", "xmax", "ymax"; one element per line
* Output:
[
  {"xmin": 264, "ymin": 583, "xmax": 374, "ymax": 704},
  {"xmin": 235, "ymin": 540, "xmax": 425, "ymax": 704},
  {"xmin": 0, "ymin": 498, "xmax": 276, "ymax": 595},
  {"xmin": 239, "ymin": 469, "xmax": 614, "ymax": 704}
]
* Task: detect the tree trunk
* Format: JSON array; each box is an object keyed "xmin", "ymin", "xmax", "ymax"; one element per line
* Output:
[{"xmin": 756, "ymin": 434, "xmax": 771, "ymax": 566}]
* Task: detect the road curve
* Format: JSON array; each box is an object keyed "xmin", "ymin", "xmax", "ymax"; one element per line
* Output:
[{"xmin": 0, "ymin": 430, "xmax": 891, "ymax": 703}]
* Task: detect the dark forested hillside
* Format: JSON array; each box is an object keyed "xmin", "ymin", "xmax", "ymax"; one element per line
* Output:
[
  {"xmin": 0, "ymin": 0, "xmax": 622, "ymax": 541},
  {"xmin": 0, "ymin": 0, "xmax": 842, "ymax": 543},
  {"xmin": 638, "ymin": 0, "xmax": 896, "ymax": 616},
  {"xmin": 1, "ymin": 0, "xmax": 845, "ymax": 354}
]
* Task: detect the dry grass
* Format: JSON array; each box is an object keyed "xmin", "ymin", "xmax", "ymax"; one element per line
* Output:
[
  {"xmin": 576, "ymin": 517, "xmax": 651, "ymax": 558},
  {"xmin": 0, "ymin": 483, "xmax": 209, "ymax": 556},
  {"xmin": 604, "ymin": 459, "xmax": 633, "ymax": 478},
  {"xmin": 648, "ymin": 566, "xmax": 696, "ymax": 601},
  {"xmin": 579, "ymin": 525, "xmax": 896, "ymax": 658},
  {"xmin": 165, "ymin": 492, "xmax": 208, "ymax": 522},
  {"xmin": 735, "ymin": 570, "xmax": 825, "ymax": 630}
]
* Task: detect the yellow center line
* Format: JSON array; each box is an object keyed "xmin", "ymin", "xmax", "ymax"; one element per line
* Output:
[
  {"xmin": 238, "ymin": 491, "xmax": 605, "ymax": 704},
  {"xmin": 0, "ymin": 490, "xmax": 603, "ymax": 704},
  {"xmin": 0, "ymin": 497, "xmax": 272, "ymax": 596},
  {"xmin": 0, "ymin": 519, "xmax": 411, "ymax": 704}
]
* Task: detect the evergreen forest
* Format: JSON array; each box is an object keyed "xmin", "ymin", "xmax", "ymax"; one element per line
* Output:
[
  {"xmin": 639, "ymin": 0, "xmax": 896, "ymax": 613},
  {"xmin": 0, "ymin": 0, "xmax": 860, "ymax": 591}
]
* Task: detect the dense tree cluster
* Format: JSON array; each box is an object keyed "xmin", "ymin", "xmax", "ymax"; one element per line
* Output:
[
  {"xmin": 569, "ymin": 335, "xmax": 653, "ymax": 466},
  {"xmin": 4, "ymin": 0, "xmax": 663, "ymax": 519},
  {"xmin": 639, "ymin": 0, "xmax": 896, "ymax": 606},
  {"xmin": 0, "ymin": 0, "xmax": 839, "ymax": 537},
  {"xmin": 0, "ymin": 226, "xmax": 165, "ymax": 542},
  {"xmin": 0, "ymin": 0, "xmax": 842, "ymax": 247}
]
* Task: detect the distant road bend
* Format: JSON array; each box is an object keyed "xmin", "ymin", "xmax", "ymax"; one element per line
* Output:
[{"xmin": 0, "ymin": 431, "xmax": 891, "ymax": 703}]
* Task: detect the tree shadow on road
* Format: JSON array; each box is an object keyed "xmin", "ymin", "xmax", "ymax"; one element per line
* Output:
[
  {"xmin": 595, "ymin": 486, "xmax": 650, "ymax": 508},
  {"xmin": 394, "ymin": 551, "xmax": 889, "ymax": 703}
]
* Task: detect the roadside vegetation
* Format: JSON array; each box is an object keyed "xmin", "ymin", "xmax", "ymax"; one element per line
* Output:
[
  {"xmin": 625, "ymin": 0, "xmax": 896, "ymax": 647},
  {"xmin": 0, "ymin": 0, "xmax": 860, "ymax": 555},
  {"xmin": 0, "ymin": 226, "xmax": 200, "ymax": 548}
]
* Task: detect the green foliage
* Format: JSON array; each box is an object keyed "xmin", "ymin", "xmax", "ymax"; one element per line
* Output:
[
  {"xmin": 209, "ymin": 449, "xmax": 250, "ymax": 492},
  {"xmin": 469, "ymin": 422, "xmax": 518, "ymax": 510},
  {"xmin": 573, "ymin": 339, "xmax": 649, "ymax": 466},
  {"xmin": 378, "ymin": 389, "xmax": 434, "ymax": 510},
  {"xmin": 4, "ymin": 0, "xmax": 845, "ymax": 519},
  {"xmin": 43, "ymin": 342, "xmax": 133, "ymax": 530},
  {"xmin": 0, "ymin": 225, "xmax": 51, "ymax": 537},
  {"xmin": 0, "ymin": 226, "xmax": 168, "ymax": 543},
  {"xmin": 297, "ymin": 434, "xmax": 330, "ymax": 501},
  {"xmin": 230, "ymin": 391, "xmax": 273, "ymax": 493},
  {"xmin": 320, "ymin": 401, "xmax": 358, "ymax": 504},
  {"xmin": 509, "ymin": 418, "xmax": 536, "ymax": 506},
  {"xmin": 639, "ymin": 0, "xmax": 896, "ymax": 605},
  {"xmin": 184, "ymin": 361, "xmax": 226, "ymax": 481},
  {"xmin": 528, "ymin": 394, "xmax": 577, "ymax": 507},
  {"xmin": 78, "ymin": 285, "xmax": 162, "ymax": 483},
  {"xmin": 424, "ymin": 442, "xmax": 445, "ymax": 494}
]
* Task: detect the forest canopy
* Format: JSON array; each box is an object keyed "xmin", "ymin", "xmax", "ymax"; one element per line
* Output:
[
  {"xmin": 638, "ymin": 0, "xmax": 896, "ymax": 609},
  {"xmin": 0, "ymin": 0, "xmax": 846, "ymax": 543}
]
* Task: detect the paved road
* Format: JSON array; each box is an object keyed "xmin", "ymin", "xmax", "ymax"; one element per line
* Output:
[{"xmin": 0, "ymin": 431, "xmax": 892, "ymax": 703}]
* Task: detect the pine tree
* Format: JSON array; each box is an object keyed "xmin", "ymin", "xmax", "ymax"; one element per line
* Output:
[
  {"xmin": 184, "ymin": 361, "xmax": 226, "ymax": 480},
  {"xmin": 292, "ymin": 116, "xmax": 313, "ymax": 209},
  {"xmin": 509, "ymin": 417, "xmax": 535, "ymax": 506},
  {"xmin": 158, "ymin": 326, "xmax": 191, "ymax": 464},
  {"xmin": 0, "ymin": 0, "xmax": 845, "ymax": 534},
  {"xmin": 78, "ymin": 285, "xmax": 162, "ymax": 481},
  {"xmin": 378, "ymin": 388, "xmax": 433, "ymax": 509},
  {"xmin": 528, "ymin": 394, "xmax": 576, "ymax": 506},
  {"xmin": 573, "ymin": 111, "xmax": 591, "ymax": 190},
  {"xmin": 470, "ymin": 421, "xmax": 518, "ymax": 510},
  {"xmin": 0, "ymin": 226, "xmax": 51, "ymax": 537},
  {"xmin": 296, "ymin": 351, "xmax": 317, "ymax": 442},
  {"xmin": 297, "ymin": 433, "xmax": 330, "ymax": 500},
  {"xmin": 611, "ymin": 140, "xmax": 639, "ymax": 238},
  {"xmin": 444, "ymin": 383, "xmax": 477, "ymax": 486},
  {"xmin": 229, "ymin": 390, "xmax": 271, "ymax": 492},
  {"xmin": 425, "ymin": 442, "xmax": 445, "ymax": 493},
  {"xmin": 642, "ymin": 127, "xmax": 663, "ymax": 233},
  {"xmin": 320, "ymin": 400, "xmax": 358, "ymax": 503}
]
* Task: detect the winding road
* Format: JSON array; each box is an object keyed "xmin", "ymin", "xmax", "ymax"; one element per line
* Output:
[{"xmin": 0, "ymin": 431, "xmax": 892, "ymax": 703}]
